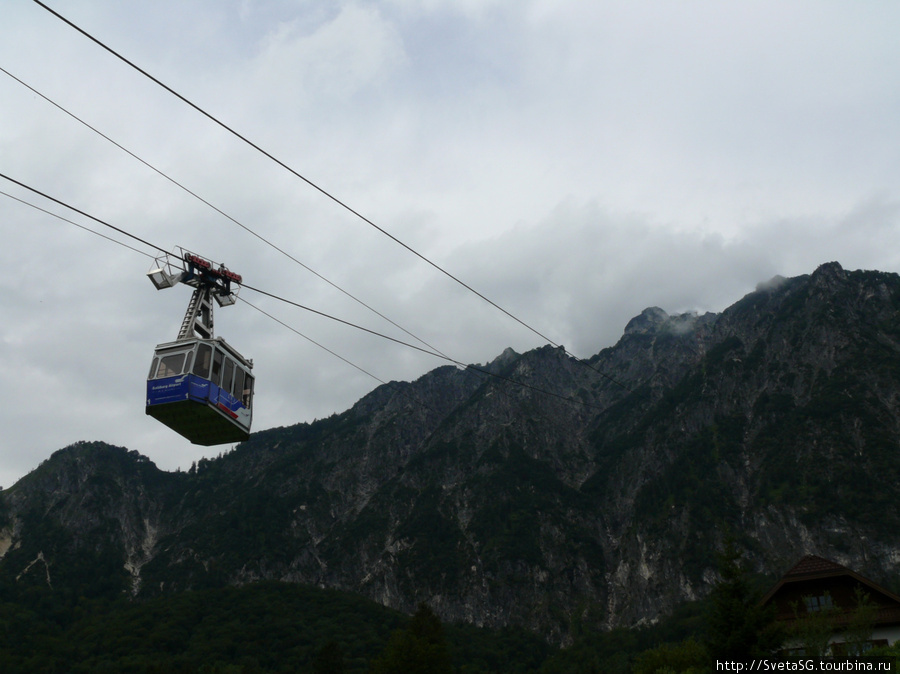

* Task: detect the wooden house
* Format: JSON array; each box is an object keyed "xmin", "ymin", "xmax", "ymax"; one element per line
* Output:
[{"xmin": 760, "ymin": 555, "xmax": 900, "ymax": 655}]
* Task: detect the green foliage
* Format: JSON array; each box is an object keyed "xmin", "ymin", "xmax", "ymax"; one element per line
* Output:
[
  {"xmin": 0, "ymin": 582, "xmax": 406, "ymax": 673},
  {"xmin": 704, "ymin": 538, "xmax": 782, "ymax": 662},
  {"xmin": 466, "ymin": 438, "xmax": 595, "ymax": 575},
  {"xmin": 312, "ymin": 641, "xmax": 345, "ymax": 674},
  {"xmin": 522, "ymin": 540, "xmax": 781, "ymax": 674},
  {"xmin": 866, "ymin": 642, "xmax": 900, "ymax": 667},
  {"xmin": 0, "ymin": 507, "xmax": 130, "ymax": 600},
  {"xmin": 0, "ymin": 544, "xmax": 788, "ymax": 674},
  {"xmin": 704, "ymin": 336, "xmax": 744, "ymax": 368},
  {"xmin": 370, "ymin": 604, "xmax": 453, "ymax": 674},
  {"xmin": 631, "ymin": 637, "xmax": 707, "ymax": 674},
  {"xmin": 0, "ymin": 583, "xmax": 559, "ymax": 673},
  {"xmin": 752, "ymin": 361, "xmax": 900, "ymax": 537},
  {"xmin": 536, "ymin": 628, "xmax": 636, "ymax": 673},
  {"xmin": 788, "ymin": 592, "xmax": 838, "ymax": 658},
  {"xmin": 843, "ymin": 587, "xmax": 877, "ymax": 656},
  {"xmin": 447, "ymin": 624, "xmax": 551, "ymax": 674},
  {"xmin": 395, "ymin": 485, "xmax": 467, "ymax": 589},
  {"xmin": 530, "ymin": 593, "xmax": 725, "ymax": 674}
]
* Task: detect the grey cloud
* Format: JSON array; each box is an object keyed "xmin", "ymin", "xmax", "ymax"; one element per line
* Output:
[{"xmin": 2, "ymin": 0, "xmax": 900, "ymax": 488}]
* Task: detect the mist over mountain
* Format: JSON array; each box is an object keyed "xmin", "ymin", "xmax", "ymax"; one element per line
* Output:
[{"xmin": 3, "ymin": 261, "xmax": 900, "ymax": 644}]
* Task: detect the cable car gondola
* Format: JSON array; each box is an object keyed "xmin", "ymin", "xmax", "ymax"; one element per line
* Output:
[{"xmin": 145, "ymin": 250, "xmax": 254, "ymax": 445}]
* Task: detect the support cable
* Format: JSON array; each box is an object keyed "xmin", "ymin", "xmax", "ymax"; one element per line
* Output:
[
  {"xmin": 238, "ymin": 297, "xmax": 387, "ymax": 386},
  {"xmin": 30, "ymin": 0, "xmax": 630, "ymax": 392},
  {"xmin": 0, "ymin": 188, "xmax": 152, "ymax": 258},
  {"xmin": 0, "ymin": 64, "xmax": 449, "ymax": 360},
  {"xmin": 0, "ymin": 176, "xmax": 612, "ymax": 411},
  {"xmin": 0, "ymin": 171, "xmax": 169, "ymax": 256},
  {"xmin": 0, "ymin": 185, "xmax": 400, "ymax": 393}
]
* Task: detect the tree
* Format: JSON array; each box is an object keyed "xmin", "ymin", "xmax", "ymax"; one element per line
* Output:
[
  {"xmin": 312, "ymin": 640, "xmax": 345, "ymax": 674},
  {"xmin": 789, "ymin": 592, "xmax": 838, "ymax": 658},
  {"xmin": 704, "ymin": 537, "xmax": 783, "ymax": 661},
  {"xmin": 790, "ymin": 585, "xmax": 878, "ymax": 658},
  {"xmin": 842, "ymin": 586, "xmax": 877, "ymax": 657},
  {"xmin": 370, "ymin": 603, "xmax": 453, "ymax": 674},
  {"xmin": 631, "ymin": 637, "xmax": 707, "ymax": 674}
]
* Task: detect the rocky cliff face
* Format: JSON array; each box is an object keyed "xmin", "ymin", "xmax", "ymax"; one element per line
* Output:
[{"xmin": 2, "ymin": 262, "xmax": 900, "ymax": 643}]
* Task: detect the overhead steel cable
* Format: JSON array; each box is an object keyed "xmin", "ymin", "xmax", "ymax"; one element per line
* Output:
[
  {"xmin": 31, "ymin": 0, "xmax": 631, "ymax": 393},
  {"xmin": 1, "ymin": 182, "xmax": 392, "ymax": 385},
  {"xmin": 0, "ymin": 171, "xmax": 169, "ymax": 257},
  {"xmin": 2, "ymin": 195, "xmax": 607, "ymax": 465},
  {"xmin": 238, "ymin": 297, "xmax": 388, "ymax": 386},
  {"xmin": 0, "ymin": 171, "xmax": 443, "ymax": 359},
  {"xmin": 0, "ymin": 174, "xmax": 611, "ymax": 412},
  {"xmin": 240, "ymin": 282, "xmax": 447, "ymax": 361},
  {"xmin": 0, "ymin": 64, "xmax": 450, "ymax": 361},
  {"xmin": 239, "ymin": 282, "xmax": 612, "ymax": 410},
  {"xmin": 238, "ymin": 297, "xmax": 451, "ymax": 421},
  {"xmin": 3, "ymin": 180, "xmax": 459, "ymax": 426},
  {"xmin": 0, "ymin": 188, "xmax": 152, "ymax": 258}
]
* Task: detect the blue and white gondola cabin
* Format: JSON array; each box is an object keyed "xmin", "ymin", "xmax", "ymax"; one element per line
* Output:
[
  {"xmin": 145, "ymin": 251, "xmax": 254, "ymax": 446},
  {"xmin": 146, "ymin": 337, "xmax": 254, "ymax": 445}
]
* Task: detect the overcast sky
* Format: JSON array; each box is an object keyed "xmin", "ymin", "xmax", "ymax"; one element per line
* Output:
[{"xmin": 2, "ymin": 0, "xmax": 899, "ymax": 489}]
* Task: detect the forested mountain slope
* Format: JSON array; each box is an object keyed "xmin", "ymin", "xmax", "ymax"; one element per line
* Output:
[{"xmin": 3, "ymin": 261, "xmax": 900, "ymax": 643}]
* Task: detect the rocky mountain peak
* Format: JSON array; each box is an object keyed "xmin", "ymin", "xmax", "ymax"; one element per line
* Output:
[
  {"xmin": 810, "ymin": 260, "xmax": 847, "ymax": 288},
  {"xmin": 487, "ymin": 346, "xmax": 520, "ymax": 371},
  {"xmin": 623, "ymin": 306, "xmax": 669, "ymax": 335},
  {"xmin": 754, "ymin": 274, "xmax": 788, "ymax": 293}
]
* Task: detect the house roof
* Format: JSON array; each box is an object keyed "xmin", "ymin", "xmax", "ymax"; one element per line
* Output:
[
  {"xmin": 760, "ymin": 554, "xmax": 900, "ymax": 624},
  {"xmin": 783, "ymin": 555, "xmax": 852, "ymax": 579}
]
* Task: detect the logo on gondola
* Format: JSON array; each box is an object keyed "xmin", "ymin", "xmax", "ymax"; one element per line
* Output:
[{"xmin": 149, "ymin": 376, "xmax": 187, "ymax": 392}]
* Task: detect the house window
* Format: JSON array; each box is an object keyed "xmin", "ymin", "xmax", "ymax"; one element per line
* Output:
[
  {"xmin": 804, "ymin": 594, "xmax": 833, "ymax": 612},
  {"xmin": 832, "ymin": 639, "xmax": 888, "ymax": 657}
]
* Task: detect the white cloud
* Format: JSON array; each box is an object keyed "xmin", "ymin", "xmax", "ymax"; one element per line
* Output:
[
  {"xmin": 1, "ymin": 0, "xmax": 900, "ymax": 489},
  {"xmin": 250, "ymin": 3, "xmax": 407, "ymax": 104}
]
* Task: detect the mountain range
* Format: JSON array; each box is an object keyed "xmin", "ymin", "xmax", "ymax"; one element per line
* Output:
[{"xmin": 2, "ymin": 261, "xmax": 899, "ymax": 645}]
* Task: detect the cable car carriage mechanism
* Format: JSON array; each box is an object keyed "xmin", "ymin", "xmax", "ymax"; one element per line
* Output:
[{"xmin": 146, "ymin": 250, "xmax": 254, "ymax": 445}]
